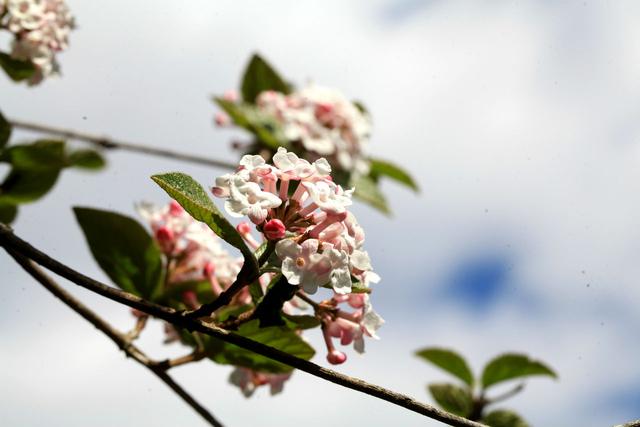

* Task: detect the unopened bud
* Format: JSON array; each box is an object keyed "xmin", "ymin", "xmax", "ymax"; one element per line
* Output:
[
  {"xmin": 263, "ymin": 219, "xmax": 286, "ymax": 240},
  {"xmin": 327, "ymin": 349, "xmax": 347, "ymax": 365}
]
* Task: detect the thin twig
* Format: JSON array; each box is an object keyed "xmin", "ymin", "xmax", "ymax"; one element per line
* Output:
[
  {"xmin": 614, "ymin": 421, "xmax": 640, "ymax": 427},
  {"xmin": 155, "ymin": 350, "xmax": 206, "ymax": 370},
  {"xmin": 5, "ymin": 248, "xmax": 224, "ymax": 427},
  {"xmin": 9, "ymin": 118, "xmax": 237, "ymax": 170},
  {"xmin": 0, "ymin": 223, "xmax": 485, "ymax": 427}
]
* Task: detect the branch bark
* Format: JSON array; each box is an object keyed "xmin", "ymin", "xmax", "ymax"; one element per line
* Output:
[
  {"xmin": 0, "ymin": 223, "xmax": 485, "ymax": 427},
  {"xmin": 9, "ymin": 118, "xmax": 237, "ymax": 170},
  {"xmin": 5, "ymin": 248, "xmax": 224, "ymax": 427}
]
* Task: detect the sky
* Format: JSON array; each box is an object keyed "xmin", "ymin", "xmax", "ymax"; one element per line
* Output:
[{"xmin": 1, "ymin": 1, "xmax": 640, "ymax": 426}]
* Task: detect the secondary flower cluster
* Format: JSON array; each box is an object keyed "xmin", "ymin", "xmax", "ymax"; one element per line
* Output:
[
  {"xmin": 0, "ymin": 0, "xmax": 75, "ymax": 84},
  {"xmin": 138, "ymin": 200, "xmax": 242, "ymax": 304},
  {"xmin": 218, "ymin": 85, "xmax": 372, "ymax": 179},
  {"xmin": 213, "ymin": 147, "xmax": 384, "ymax": 366}
]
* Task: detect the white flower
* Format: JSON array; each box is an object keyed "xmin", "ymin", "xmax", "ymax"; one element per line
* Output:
[
  {"xmin": 276, "ymin": 239, "xmax": 332, "ymax": 294},
  {"xmin": 302, "ymin": 180, "xmax": 353, "ymax": 214},
  {"xmin": 326, "ymin": 246, "xmax": 351, "ymax": 294},
  {"xmin": 350, "ymin": 249, "xmax": 372, "ymax": 272},
  {"xmin": 224, "ymin": 176, "xmax": 282, "ymax": 224}
]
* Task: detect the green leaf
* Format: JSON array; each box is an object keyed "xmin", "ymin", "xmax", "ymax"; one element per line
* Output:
[
  {"xmin": 483, "ymin": 410, "xmax": 530, "ymax": 427},
  {"xmin": 73, "ymin": 207, "xmax": 164, "ymax": 300},
  {"xmin": 0, "ymin": 52, "xmax": 36, "ymax": 82},
  {"xmin": 481, "ymin": 353, "xmax": 557, "ymax": 389},
  {"xmin": 282, "ymin": 314, "xmax": 321, "ymax": 330},
  {"xmin": 352, "ymin": 175, "xmax": 391, "ymax": 215},
  {"xmin": 1, "ymin": 140, "xmax": 66, "ymax": 170},
  {"xmin": 369, "ymin": 158, "xmax": 419, "ymax": 191},
  {"xmin": 415, "ymin": 347, "xmax": 475, "ymax": 387},
  {"xmin": 68, "ymin": 149, "xmax": 106, "ymax": 170},
  {"xmin": 0, "ymin": 168, "xmax": 60, "ymax": 204},
  {"xmin": 159, "ymin": 280, "xmax": 216, "ymax": 309},
  {"xmin": 0, "ymin": 110, "xmax": 11, "ymax": 150},
  {"xmin": 206, "ymin": 320, "xmax": 315, "ymax": 373},
  {"xmin": 150, "ymin": 172, "xmax": 258, "ymax": 273},
  {"xmin": 214, "ymin": 98, "xmax": 285, "ymax": 150},
  {"xmin": 241, "ymin": 54, "xmax": 291, "ymax": 103},
  {"xmin": 0, "ymin": 202, "xmax": 18, "ymax": 224},
  {"xmin": 428, "ymin": 383, "xmax": 473, "ymax": 417}
]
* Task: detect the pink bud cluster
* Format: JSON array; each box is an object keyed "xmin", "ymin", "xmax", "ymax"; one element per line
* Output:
[
  {"xmin": 0, "ymin": 0, "xmax": 74, "ymax": 84},
  {"xmin": 137, "ymin": 200, "xmax": 242, "ymax": 302},
  {"xmin": 217, "ymin": 85, "xmax": 372, "ymax": 178}
]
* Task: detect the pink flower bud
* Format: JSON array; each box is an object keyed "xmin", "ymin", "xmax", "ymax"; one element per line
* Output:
[
  {"xmin": 214, "ymin": 112, "xmax": 230, "ymax": 127},
  {"xmin": 223, "ymin": 89, "xmax": 239, "ymax": 102},
  {"xmin": 155, "ymin": 226, "xmax": 175, "ymax": 253},
  {"xmin": 237, "ymin": 222, "xmax": 252, "ymax": 235},
  {"xmin": 263, "ymin": 219, "xmax": 286, "ymax": 240},
  {"xmin": 169, "ymin": 200, "xmax": 183, "ymax": 216},
  {"xmin": 327, "ymin": 349, "xmax": 347, "ymax": 365}
]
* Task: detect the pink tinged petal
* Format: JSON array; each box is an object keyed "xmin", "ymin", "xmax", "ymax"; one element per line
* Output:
[
  {"xmin": 248, "ymin": 204, "xmax": 268, "ymax": 225},
  {"xmin": 281, "ymin": 258, "xmax": 302, "ymax": 285}
]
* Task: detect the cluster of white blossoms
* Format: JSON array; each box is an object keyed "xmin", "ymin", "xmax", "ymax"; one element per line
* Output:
[
  {"xmin": 138, "ymin": 200, "xmax": 242, "ymax": 300},
  {"xmin": 213, "ymin": 147, "xmax": 384, "ymax": 367},
  {"xmin": 218, "ymin": 85, "xmax": 372, "ymax": 178},
  {"xmin": 0, "ymin": 0, "xmax": 75, "ymax": 84}
]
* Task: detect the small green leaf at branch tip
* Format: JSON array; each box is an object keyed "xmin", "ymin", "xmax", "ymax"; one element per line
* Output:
[
  {"xmin": 68, "ymin": 149, "xmax": 106, "ymax": 170},
  {"xmin": 73, "ymin": 207, "xmax": 164, "ymax": 301},
  {"xmin": 352, "ymin": 175, "xmax": 391, "ymax": 215},
  {"xmin": 0, "ymin": 52, "xmax": 36, "ymax": 82},
  {"xmin": 482, "ymin": 410, "xmax": 530, "ymax": 427},
  {"xmin": 150, "ymin": 172, "xmax": 258, "ymax": 272},
  {"xmin": 415, "ymin": 347, "xmax": 474, "ymax": 387},
  {"xmin": 241, "ymin": 53, "xmax": 291, "ymax": 103},
  {"xmin": 2, "ymin": 140, "xmax": 66, "ymax": 170},
  {"xmin": 0, "ymin": 110, "xmax": 11, "ymax": 149},
  {"xmin": 369, "ymin": 158, "xmax": 419, "ymax": 192},
  {"xmin": 481, "ymin": 353, "xmax": 557, "ymax": 389},
  {"xmin": 427, "ymin": 383, "xmax": 473, "ymax": 418},
  {"xmin": 0, "ymin": 203, "xmax": 18, "ymax": 224},
  {"xmin": 0, "ymin": 167, "xmax": 60, "ymax": 204}
]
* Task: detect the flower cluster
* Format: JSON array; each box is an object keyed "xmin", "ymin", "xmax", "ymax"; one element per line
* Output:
[
  {"xmin": 138, "ymin": 200, "xmax": 242, "ymax": 304},
  {"xmin": 219, "ymin": 85, "xmax": 372, "ymax": 180},
  {"xmin": 0, "ymin": 0, "xmax": 75, "ymax": 84},
  {"xmin": 213, "ymin": 147, "xmax": 384, "ymax": 368}
]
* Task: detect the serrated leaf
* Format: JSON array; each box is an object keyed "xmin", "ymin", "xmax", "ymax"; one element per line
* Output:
[
  {"xmin": 68, "ymin": 149, "xmax": 106, "ymax": 170},
  {"xmin": 0, "ymin": 52, "xmax": 36, "ymax": 82},
  {"xmin": 481, "ymin": 353, "xmax": 557, "ymax": 389},
  {"xmin": 483, "ymin": 410, "xmax": 530, "ymax": 427},
  {"xmin": 205, "ymin": 320, "xmax": 314, "ymax": 373},
  {"xmin": 0, "ymin": 202, "xmax": 18, "ymax": 224},
  {"xmin": 214, "ymin": 98, "xmax": 285, "ymax": 150},
  {"xmin": 0, "ymin": 110, "xmax": 11, "ymax": 150},
  {"xmin": 369, "ymin": 158, "xmax": 419, "ymax": 191},
  {"xmin": 0, "ymin": 167, "xmax": 60, "ymax": 204},
  {"xmin": 150, "ymin": 172, "xmax": 258, "ymax": 273},
  {"xmin": 73, "ymin": 207, "xmax": 164, "ymax": 300},
  {"xmin": 1, "ymin": 140, "xmax": 66, "ymax": 170},
  {"xmin": 352, "ymin": 175, "xmax": 391, "ymax": 215},
  {"xmin": 241, "ymin": 54, "xmax": 291, "ymax": 103},
  {"xmin": 428, "ymin": 383, "xmax": 473, "ymax": 417},
  {"xmin": 415, "ymin": 347, "xmax": 474, "ymax": 386}
]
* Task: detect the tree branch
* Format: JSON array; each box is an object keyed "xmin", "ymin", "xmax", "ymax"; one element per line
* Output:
[
  {"xmin": 4, "ymin": 248, "xmax": 224, "ymax": 427},
  {"xmin": 0, "ymin": 223, "xmax": 485, "ymax": 427},
  {"xmin": 614, "ymin": 421, "xmax": 640, "ymax": 427},
  {"xmin": 9, "ymin": 118, "xmax": 237, "ymax": 170}
]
